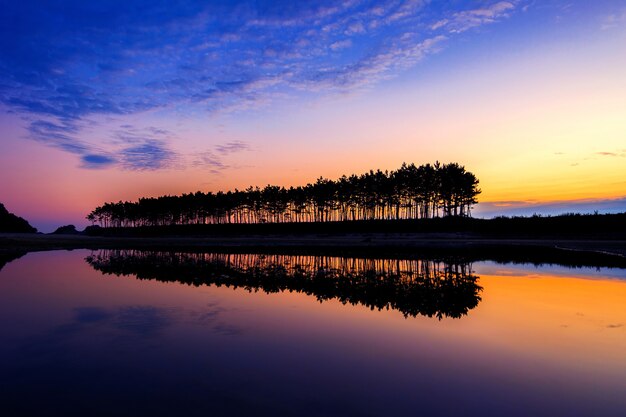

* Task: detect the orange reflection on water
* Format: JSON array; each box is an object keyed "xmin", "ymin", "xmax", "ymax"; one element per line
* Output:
[
  {"xmin": 463, "ymin": 269, "xmax": 626, "ymax": 378},
  {"xmin": 2, "ymin": 251, "xmax": 626, "ymax": 414}
]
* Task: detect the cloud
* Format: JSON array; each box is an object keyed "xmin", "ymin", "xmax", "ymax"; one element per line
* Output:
[
  {"xmin": 484, "ymin": 200, "xmax": 539, "ymax": 208},
  {"xmin": 330, "ymin": 39, "xmax": 353, "ymax": 51},
  {"xmin": 193, "ymin": 140, "xmax": 251, "ymax": 173},
  {"xmin": 475, "ymin": 196, "xmax": 626, "ymax": 218},
  {"xmin": 81, "ymin": 154, "xmax": 117, "ymax": 169},
  {"xmin": 26, "ymin": 118, "xmax": 177, "ymax": 170},
  {"xmin": 601, "ymin": 8, "xmax": 626, "ymax": 30},
  {"xmin": 112, "ymin": 125, "xmax": 174, "ymax": 146},
  {"xmin": 119, "ymin": 140, "xmax": 177, "ymax": 171},
  {"xmin": 215, "ymin": 140, "xmax": 251, "ymax": 155},
  {"xmin": 301, "ymin": 35, "xmax": 447, "ymax": 91},
  {"xmin": 385, "ymin": 0, "xmax": 427, "ymax": 23},
  {"xmin": 431, "ymin": 1, "xmax": 518, "ymax": 33},
  {"xmin": 596, "ymin": 151, "xmax": 625, "ymax": 158},
  {"xmin": 27, "ymin": 119, "xmax": 89, "ymax": 154},
  {"xmin": 193, "ymin": 151, "xmax": 229, "ymax": 174},
  {"xmin": 0, "ymin": 1, "xmax": 524, "ymax": 170},
  {"xmin": 345, "ymin": 21, "xmax": 366, "ymax": 35}
]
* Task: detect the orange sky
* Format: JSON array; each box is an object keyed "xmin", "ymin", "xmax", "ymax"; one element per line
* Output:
[{"xmin": 1, "ymin": 2, "xmax": 625, "ymax": 231}]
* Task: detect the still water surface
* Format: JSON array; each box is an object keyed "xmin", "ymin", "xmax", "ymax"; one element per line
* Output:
[{"xmin": 0, "ymin": 250, "xmax": 625, "ymax": 416}]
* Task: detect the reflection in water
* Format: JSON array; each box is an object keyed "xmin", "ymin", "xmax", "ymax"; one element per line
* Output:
[
  {"xmin": 86, "ymin": 250, "xmax": 482, "ymax": 319},
  {"xmin": 2, "ymin": 251, "xmax": 626, "ymax": 416},
  {"xmin": 0, "ymin": 251, "xmax": 26, "ymax": 272}
]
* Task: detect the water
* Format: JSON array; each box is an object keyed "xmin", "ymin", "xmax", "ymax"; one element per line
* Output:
[{"xmin": 1, "ymin": 250, "xmax": 625, "ymax": 416}]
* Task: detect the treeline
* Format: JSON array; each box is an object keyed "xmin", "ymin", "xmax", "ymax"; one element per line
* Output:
[
  {"xmin": 86, "ymin": 250, "xmax": 482, "ymax": 319},
  {"xmin": 87, "ymin": 162, "xmax": 480, "ymax": 227}
]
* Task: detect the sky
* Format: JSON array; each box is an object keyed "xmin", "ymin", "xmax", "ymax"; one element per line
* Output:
[{"xmin": 1, "ymin": 0, "xmax": 625, "ymax": 231}]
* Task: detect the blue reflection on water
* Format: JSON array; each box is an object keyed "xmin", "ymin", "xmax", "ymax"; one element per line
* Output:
[
  {"xmin": 478, "ymin": 261, "xmax": 626, "ymax": 280},
  {"xmin": 0, "ymin": 250, "xmax": 624, "ymax": 417}
]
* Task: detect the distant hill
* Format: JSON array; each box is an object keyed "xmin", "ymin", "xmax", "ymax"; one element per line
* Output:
[
  {"xmin": 51, "ymin": 225, "xmax": 81, "ymax": 235},
  {"xmin": 0, "ymin": 203, "xmax": 37, "ymax": 233}
]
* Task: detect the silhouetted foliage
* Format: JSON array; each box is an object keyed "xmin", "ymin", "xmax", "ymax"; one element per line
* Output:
[
  {"xmin": 83, "ymin": 212, "xmax": 626, "ymax": 245},
  {"xmin": 51, "ymin": 225, "xmax": 80, "ymax": 235},
  {"xmin": 87, "ymin": 162, "xmax": 481, "ymax": 227},
  {"xmin": 86, "ymin": 250, "xmax": 482, "ymax": 319},
  {"xmin": 0, "ymin": 203, "xmax": 37, "ymax": 233},
  {"xmin": 84, "ymin": 225, "xmax": 103, "ymax": 236}
]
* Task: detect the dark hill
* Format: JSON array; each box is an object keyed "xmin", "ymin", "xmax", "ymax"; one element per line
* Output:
[
  {"xmin": 0, "ymin": 203, "xmax": 37, "ymax": 233},
  {"xmin": 51, "ymin": 224, "xmax": 80, "ymax": 235}
]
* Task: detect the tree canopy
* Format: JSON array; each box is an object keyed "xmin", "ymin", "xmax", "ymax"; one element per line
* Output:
[{"xmin": 87, "ymin": 162, "xmax": 480, "ymax": 227}]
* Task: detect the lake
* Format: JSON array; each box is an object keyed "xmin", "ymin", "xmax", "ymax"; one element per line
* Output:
[{"xmin": 1, "ymin": 249, "xmax": 625, "ymax": 416}]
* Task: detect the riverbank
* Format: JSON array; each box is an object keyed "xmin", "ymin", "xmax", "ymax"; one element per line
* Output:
[
  {"xmin": 82, "ymin": 213, "xmax": 626, "ymax": 239},
  {"xmin": 2, "ymin": 233, "xmax": 626, "ymax": 268}
]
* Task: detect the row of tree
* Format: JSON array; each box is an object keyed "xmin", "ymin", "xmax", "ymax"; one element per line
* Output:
[
  {"xmin": 87, "ymin": 162, "xmax": 481, "ymax": 227},
  {"xmin": 87, "ymin": 250, "xmax": 481, "ymax": 318}
]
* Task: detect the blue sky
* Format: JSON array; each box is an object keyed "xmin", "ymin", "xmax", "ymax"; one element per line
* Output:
[
  {"xmin": 1, "ymin": 0, "xmax": 625, "ymax": 230},
  {"xmin": 1, "ymin": 0, "xmax": 534, "ymax": 169}
]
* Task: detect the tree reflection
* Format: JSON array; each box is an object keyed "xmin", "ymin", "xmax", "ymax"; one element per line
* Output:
[{"xmin": 86, "ymin": 251, "xmax": 482, "ymax": 319}]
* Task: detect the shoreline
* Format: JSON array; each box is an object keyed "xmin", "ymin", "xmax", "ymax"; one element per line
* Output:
[{"xmin": 2, "ymin": 233, "xmax": 626, "ymax": 268}]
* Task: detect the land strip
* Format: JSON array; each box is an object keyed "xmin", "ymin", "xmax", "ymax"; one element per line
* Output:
[{"xmin": 1, "ymin": 233, "xmax": 625, "ymax": 268}]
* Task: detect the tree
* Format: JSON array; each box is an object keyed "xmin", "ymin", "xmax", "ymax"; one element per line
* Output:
[{"xmin": 86, "ymin": 162, "xmax": 481, "ymax": 227}]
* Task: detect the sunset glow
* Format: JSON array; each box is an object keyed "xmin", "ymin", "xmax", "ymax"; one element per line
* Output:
[{"xmin": 1, "ymin": 1, "xmax": 625, "ymax": 231}]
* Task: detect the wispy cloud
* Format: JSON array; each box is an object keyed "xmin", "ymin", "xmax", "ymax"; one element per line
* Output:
[
  {"xmin": 330, "ymin": 39, "xmax": 353, "ymax": 51},
  {"xmin": 215, "ymin": 140, "xmax": 251, "ymax": 155},
  {"xmin": 596, "ymin": 151, "xmax": 626, "ymax": 158},
  {"xmin": 601, "ymin": 8, "xmax": 626, "ymax": 30},
  {"xmin": 476, "ymin": 196, "xmax": 626, "ymax": 217},
  {"xmin": 431, "ymin": 1, "xmax": 518, "ymax": 33},
  {"xmin": 0, "ymin": 1, "xmax": 525, "ymax": 170},
  {"xmin": 193, "ymin": 151, "xmax": 229, "ymax": 174},
  {"xmin": 193, "ymin": 140, "xmax": 251, "ymax": 174},
  {"xmin": 119, "ymin": 140, "xmax": 177, "ymax": 171},
  {"xmin": 27, "ymin": 119, "xmax": 89, "ymax": 154}
]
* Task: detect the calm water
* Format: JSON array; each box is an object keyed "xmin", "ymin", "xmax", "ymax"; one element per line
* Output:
[{"xmin": 1, "ymin": 250, "xmax": 625, "ymax": 417}]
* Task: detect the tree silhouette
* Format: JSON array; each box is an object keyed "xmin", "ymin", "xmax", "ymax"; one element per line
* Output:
[
  {"xmin": 87, "ymin": 162, "xmax": 481, "ymax": 227},
  {"xmin": 86, "ymin": 250, "xmax": 482, "ymax": 319}
]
